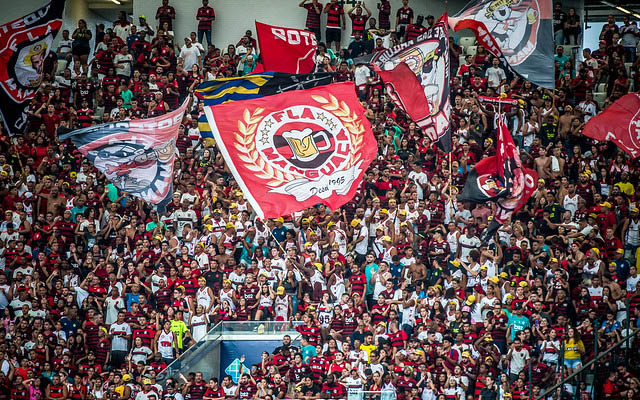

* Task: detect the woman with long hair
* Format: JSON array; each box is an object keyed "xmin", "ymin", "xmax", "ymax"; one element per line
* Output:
[
  {"xmin": 563, "ymin": 327, "xmax": 585, "ymax": 375},
  {"xmin": 72, "ymin": 20, "xmax": 92, "ymax": 70}
]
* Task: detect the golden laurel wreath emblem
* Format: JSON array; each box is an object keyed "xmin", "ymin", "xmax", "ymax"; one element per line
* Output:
[{"xmin": 233, "ymin": 94, "xmax": 366, "ymax": 188}]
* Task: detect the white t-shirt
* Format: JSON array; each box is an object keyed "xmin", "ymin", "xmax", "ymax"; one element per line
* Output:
[
  {"xmin": 627, "ymin": 274, "xmax": 640, "ymax": 291},
  {"xmin": 172, "ymin": 209, "xmax": 197, "ymax": 237},
  {"xmin": 58, "ymin": 39, "xmax": 73, "ymax": 54},
  {"xmin": 114, "ymin": 53, "xmax": 134, "ymax": 77},
  {"xmin": 9, "ymin": 299, "xmax": 31, "ymax": 317},
  {"xmin": 105, "ymin": 296, "xmax": 125, "ymax": 325},
  {"xmin": 458, "ymin": 234, "xmax": 481, "ymax": 260},
  {"xmin": 109, "ymin": 322, "xmax": 132, "ymax": 351},
  {"xmin": 578, "ymin": 101, "xmax": 597, "ymax": 122},
  {"xmin": 131, "ymin": 345, "xmax": 153, "ymax": 364},
  {"xmin": 563, "ymin": 194, "xmax": 579, "ymax": 217},
  {"xmin": 179, "ymin": 45, "xmax": 201, "ymax": 71},
  {"xmin": 510, "ymin": 348, "xmax": 529, "ymax": 374},
  {"xmin": 354, "ymin": 225, "xmax": 369, "ymax": 254},
  {"xmin": 408, "ymin": 171, "xmax": 428, "ymax": 200},
  {"xmin": 113, "ymin": 22, "xmax": 131, "ymax": 42},
  {"xmin": 223, "ymin": 385, "xmax": 237, "ymax": 396},
  {"xmin": 486, "ymin": 66, "xmax": 506, "ymax": 88},
  {"xmin": 354, "ymin": 65, "xmax": 371, "ymax": 87}
]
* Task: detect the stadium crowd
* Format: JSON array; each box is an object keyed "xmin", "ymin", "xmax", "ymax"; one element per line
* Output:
[{"xmin": 0, "ymin": 0, "xmax": 639, "ymax": 399}]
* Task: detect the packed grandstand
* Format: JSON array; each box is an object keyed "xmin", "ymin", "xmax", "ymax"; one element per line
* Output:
[{"xmin": 0, "ymin": 0, "xmax": 639, "ymax": 399}]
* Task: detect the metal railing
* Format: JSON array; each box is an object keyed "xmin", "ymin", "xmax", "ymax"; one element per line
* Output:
[
  {"xmin": 158, "ymin": 321, "xmax": 300, "ymax": 382},
  {"xmin": 346, "ymin": 391, "xmax": 397, "ymax": 400},
  {"xmin": 309, "ymin": 391, "xmax": 396, "ymax": 400},
  {"xmin": 536, "ymin": 324, "xmax": 639, "ymax": 399},
  {"xmin": 215, "ymin": 320, "xmax": 301, "ymax": 334}
]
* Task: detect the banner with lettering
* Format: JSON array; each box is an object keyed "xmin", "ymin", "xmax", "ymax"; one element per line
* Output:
[
  {"xmin": 0, "ymin": 0, "xmax": 66, "ymax": 134},
  {"xmin": 202, "ymin": 82, "xmax": 377, "ymax": 218},
  {"xmin": 255, "ymin": 21, "xmax": 317, "ymax": 74}
]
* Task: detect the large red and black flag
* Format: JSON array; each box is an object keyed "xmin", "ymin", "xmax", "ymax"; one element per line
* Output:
[
  {"xmin": 202, "ymin": 82, "xmax": 377, "ymax": 218},
  {"xmin": 450, "ymin": 0, "xmax": 554, "ymax": 89},
  {"xmin": 0, "ymin": 0, "xmax": 66, "ymax": 134},
  {"xmin": 362, "ymin": 14, "xmax": 452, "ymax": 151},
  {"xmin": 582, "ymin": 93, "xmax": 640, "ymax": 159},
  {"xmin": 460, "ymin": 116, "xmax": 537, "ymax": 241},
  {"xmin": 60, "ymin": 98, "xmax": 190, "ymax": 211}
]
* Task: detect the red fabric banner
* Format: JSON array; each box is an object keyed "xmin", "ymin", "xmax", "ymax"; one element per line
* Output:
[
  {"xmin": 583, "ymin": 93, "xmax": 640, "ymax": 159},
  {"xmin": 255, "ymin": 21, "xmax": 317, "ymax": 74},
  {"xmin": 375, "ymin": 62, "xmax": 432, "ymax": 134},
  {"xmin": 203, "ymin": 82, "xmax": 377, "ymax": 218}
]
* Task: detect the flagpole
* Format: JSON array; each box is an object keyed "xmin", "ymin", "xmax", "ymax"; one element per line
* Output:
[
  {"xmin": 267, "ymin": 225, "xmax": 287, "ymax": 254},
  {"xmin": 446, "ymin": 0, "xmax": 451, "ymax": 217},
  {"xmin": 448, "ymin": 151, "xmax": 453, "ymax": 216},
  {"xmin": 12, "ymin": 144, "xmax": 25, "ymax": 177}
]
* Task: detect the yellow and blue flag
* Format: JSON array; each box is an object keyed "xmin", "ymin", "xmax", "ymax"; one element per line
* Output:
[
  {"xmin": 198, "ymin": 114, "xmax": 213, "ymax": 139},
  {"xmin": 195, "ymin": 72, "xmax": 333, "ymax": 141},
  {"xmin": 194, "ymin": 71, "xmax": 333, "ymax": 106}
]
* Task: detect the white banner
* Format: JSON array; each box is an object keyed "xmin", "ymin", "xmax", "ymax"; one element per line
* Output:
[{"xmin": 269, "ymin": 161, "xmax": 363, "ymax": 201}]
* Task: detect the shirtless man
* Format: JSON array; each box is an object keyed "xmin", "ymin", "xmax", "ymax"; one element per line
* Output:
[
  {"xmin": 534, "ymin": 148, "xmax": 552, "ymax": 180},
  {"xmin": 558, "ymin": 106, "xmax": 574, "ymax": 140},
  {"xmin": 549, "ymin": 147, "xmax": 566, "ymax": 179},
  {"xmin": 41, "ymin": 185, "xmax": 66, "ymax": 217},
  {"xmin": 407, "ymin": 262, "xmax": 427, "ymax": 284}
]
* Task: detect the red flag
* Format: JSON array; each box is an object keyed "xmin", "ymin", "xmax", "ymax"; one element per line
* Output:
[
  {"xmin": 494, "ymin": 117, "xmax": 537, "ymax": 224},
  {"xmin": 203, "ymin": 82, "xmax": 377, "ymax": 218},
  {"xmin": 375, "ymin": 63, "xmax": 432, "ymax": 132},
  {"xmin": 366, "ymin": 15, "xmax": 451, "ymax": 151},
  {"xmin": 255, "ymin": 21, "xmax": 317, "ymax": 74},
  {"xmin": 583, "ymin": 93, "xmax": 640, "ymax": 158},
  {"xmin": 460, "ymin": 117, "xmax": 537, "ymax": 223}
]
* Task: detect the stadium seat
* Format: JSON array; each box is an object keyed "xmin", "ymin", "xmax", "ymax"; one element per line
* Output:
[
  {"xmin": 593, "ymin": 92, "xmax": 606, "ymax": 108},
  {"xmin": 466, "ymin": 45, "xmax": 477, "ymax": 56},
  {"xmin": 459, "ymin": 55, "xmax": 466, "ymax": 69},
  {"xmin": 561, "ymin": 45, "xmax": 579, "ymax": 59},
  {"xmin": 595, "ymin": 83, "xmax": 606, "ymax": 93},
  {"xmin": 56, "ymin": 59, "xmax": 68, "ymax": 75},
  {"xmin": 625, "ymin": 63, "xmax": 632, "ymax": 76},
  {"xmin": 459, "ymin": 36, "xmax": 475, "ymax": 48},
  {"xmin": 94, "ymin": 106, "xmax": 105, "ymax": 121}
]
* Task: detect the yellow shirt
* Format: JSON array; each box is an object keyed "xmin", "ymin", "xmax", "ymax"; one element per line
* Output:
[
  {"xmin": 615, "ymin": 181, "xmax": 635, "ymax": 197},
  {"xmin": 563, "ymin": 339, "xmax": 584, "ymax": 359},
  {"xmin": 360, "ymin": 344, "xmax": 377, "ymax": 362}
]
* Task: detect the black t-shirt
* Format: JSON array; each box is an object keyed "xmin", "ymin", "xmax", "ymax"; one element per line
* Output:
[
  {"xmin": 480, "ymin": 387, "xmax": 498, "ymax": 400},
  {"xmin": 272, "ymin": 344, "xmax": 295, "ymax": 354},
  {"xmin": 348, "ymin": 39, "xmax": 367, "ymax": 58},
  {"xmin": 299, "ymin": 383, "xmax": 321, "ymax": 397},
  {"xmin": 553, "ymin": 11, "xmax": 567, "ymax": 32}
]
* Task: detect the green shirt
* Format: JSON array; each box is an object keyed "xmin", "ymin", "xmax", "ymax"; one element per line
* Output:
[
  {"xmin": 146, "ymin": 221, "xmax": 165, "ymax": 232},
  {"xmin": 384, "ymin": 126, "xmax": 403, "ymax": 151},
  {"xmin": 364, "ymin": 263, "xmax": 379, "ymax": 295},
  {"xmin": 121, "ymin": 89, "xmax": 134, "ymax": 109},
  {"xmin": 170, "ymin": 320, "xmax": 188, "ymax": 349},
  {"xmin": 507, "ymin": 314, "xmax": 530, "ymax": 341},
  {"xmin": 301, "ymin": 344, "xmax": 316, "ymax": 364},
  {"xmin": 106, "ymin": 184, "xmax": 118, "ymax": 202}
]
